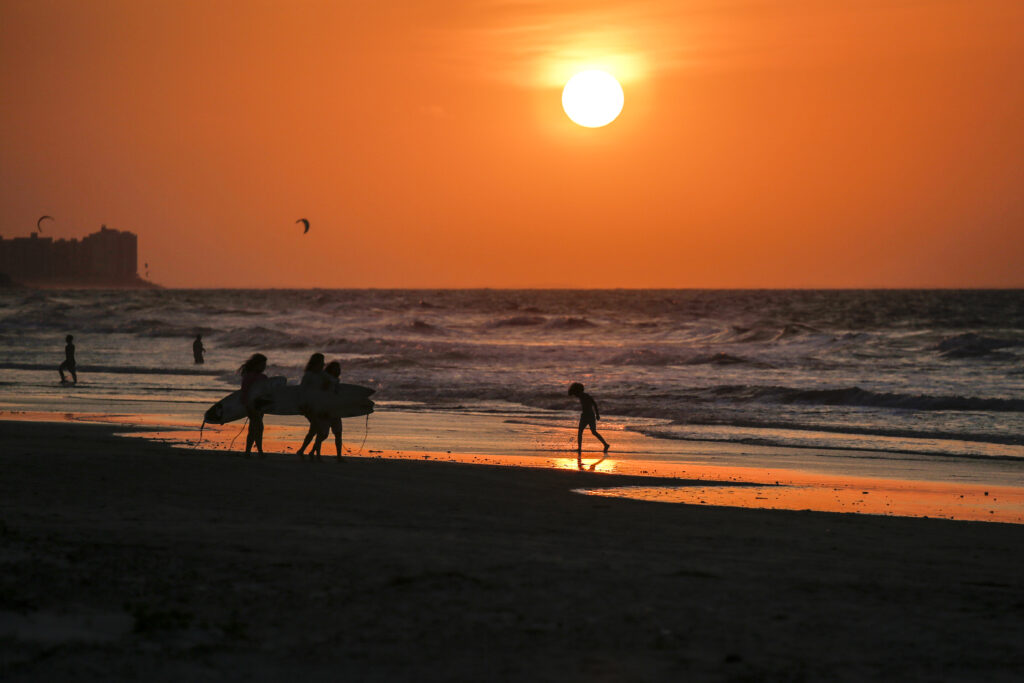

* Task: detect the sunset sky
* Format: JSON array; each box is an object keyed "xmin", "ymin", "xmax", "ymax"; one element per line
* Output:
[{"xmin": 2, "ymin": 0, "xmax": 1022, "ymax": 288}]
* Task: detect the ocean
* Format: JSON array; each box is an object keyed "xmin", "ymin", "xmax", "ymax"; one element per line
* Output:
[{"xmin": 1, "ymin": 289, "xmax": 1022, "ymax": 468}]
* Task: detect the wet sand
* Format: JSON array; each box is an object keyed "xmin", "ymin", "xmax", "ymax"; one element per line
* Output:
[{"xmin": 2, "ymin": 418, "xmax": 1024, "ymax": 681}]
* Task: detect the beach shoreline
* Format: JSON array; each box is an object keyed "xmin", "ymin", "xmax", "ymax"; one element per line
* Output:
[
  {"xmin": 2, "ymin": 418, "xmax": 1024, "ymax": 680},
  {"xmin": 4, "ymin": 408, "xmax": 1023, "ymax": 524}
]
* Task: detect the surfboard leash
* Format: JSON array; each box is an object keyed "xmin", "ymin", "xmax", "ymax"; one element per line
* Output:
[
  {"xmin": 355, "ymin": 413, "xmax": 370, "ymax": 456},
  {"xmin": 192, "ymin": 419, "xmax": 206, "ymax": 449},
  {"xmin": 228, "ymin": 417, "xmax": 249, "ymax": 451}
]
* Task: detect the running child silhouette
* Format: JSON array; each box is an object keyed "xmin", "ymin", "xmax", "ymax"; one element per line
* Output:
[
  {"xmin": 59, "ymin": 334, "xmax": 77, "ymax": 384},
  {"xmin": 568, "ymin": 382, "xmax": 609, "ymax": 459}
]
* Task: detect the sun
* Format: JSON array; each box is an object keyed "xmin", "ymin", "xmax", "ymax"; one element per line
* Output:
[{"xmin": 561, "ymin": 70, "xmax": 624, "ymax": 128}]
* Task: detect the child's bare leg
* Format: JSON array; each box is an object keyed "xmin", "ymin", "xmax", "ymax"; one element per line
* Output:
[
  {"xmin": 245, "ymin": 412, "xmax": 257, "ymax": 455},
  {"xmin": 297, "ymin": 426, "xmax": 315, "ymax": 457},
  {"xmin": 329, "ymin": 419, "xmax": 342, "ymax": 458},
  {"xmin": 312, "ymin": 420, "xmax": 327, "ymax": 458},
  {"xmin": 254, "ymin": 418, "xmax": 265, "ymax": 455},
  {"xmin": 590, "ymin": 425, "xmax": 610, "ymax": 451}
]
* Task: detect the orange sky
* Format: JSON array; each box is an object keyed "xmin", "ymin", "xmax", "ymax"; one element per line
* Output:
[{"xmin": 1, "ymin": 0, "xmax": 1022, "ymax": 288}]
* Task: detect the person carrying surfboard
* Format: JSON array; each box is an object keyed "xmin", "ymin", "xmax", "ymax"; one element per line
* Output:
[
  {"xmin": 239, "ymin": 353, "xmax": 269, "ymax": 457},
  {"xmin": 324, "ymin": 361, "xmax": 345, "ymax": 459},
  {"xmin": 568, "ymin": 382, "xmax": 609, "ymax": 464},
  {"xmin": 296, "ymin": 353, "xmax": 331, "ymax": 460},
  {"xmin": 59, "ymin": 334, "xmax": 77, "ymax": 384}
]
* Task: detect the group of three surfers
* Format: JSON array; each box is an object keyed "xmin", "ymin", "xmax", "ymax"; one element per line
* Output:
[{"xmin": 238, "ymin": 352, "xmax": 344, "ymax": 459}]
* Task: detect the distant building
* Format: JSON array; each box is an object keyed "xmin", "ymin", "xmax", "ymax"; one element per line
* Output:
[{"xmin": 0, "ymin": 225, "xmax": 149, "ymax": 287}]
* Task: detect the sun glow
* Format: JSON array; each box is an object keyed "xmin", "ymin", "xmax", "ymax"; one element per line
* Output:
[{"xmin": 561, "ymin": 70, "xmax": 624, "ymax": 128}]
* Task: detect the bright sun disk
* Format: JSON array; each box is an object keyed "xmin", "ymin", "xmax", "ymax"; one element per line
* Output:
[{"xmin": 562, "ymin": 70, "xmax": 624, "ymax": 128}]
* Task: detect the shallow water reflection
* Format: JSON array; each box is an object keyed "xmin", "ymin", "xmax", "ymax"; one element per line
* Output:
[{"xmin": 575, "ymin": 481, "xmax": 1024, "ymax": 524}]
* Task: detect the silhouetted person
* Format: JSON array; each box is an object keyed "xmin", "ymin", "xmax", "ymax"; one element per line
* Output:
[
  {"xmin": 239, "ymin": 353, "xmax": 268, "ymax": 457},
  {"xmin": 296, "ymin": 353, "xmax": 330, "ymax": 459},
  {"xmin": 325, "ymin": 361, "xmax": 344, "ymax": 459},
  {"xmin": 568, "ymin": 382, "xmax": 609, "ymax": 466},
  {"xmin": 193, "ymin": 334, "xmax": 205, "ymax": 364},
  {"xmin": 59, "ymin": 334, "xmax": 77, "ymax": 384}
]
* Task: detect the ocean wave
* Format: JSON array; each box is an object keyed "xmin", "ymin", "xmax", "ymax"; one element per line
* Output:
[
  {"xmin": 546, "ymin": 316, "xmax": 597, "ymax": 329},
  {"xmin": 604, "ymin": 349, "xmax": 765, "ymax": 367},
  {"xmin": 346, "ymin": 355, "xmax": 422, "ymax": 368},
  {"xmin": 729, "ymin": 326, "xmax": 778, "ymax": 343},
  {"xmin": 385, "ymin": 319, "xmax": 446, "ymax": 335},
  {"xmin": 631, "ymin": 423, "xmax": 1024, "ymax": 456},
  {"xmin": 726, "ymin": 322, "xmax": 829, "ymax": 344},
  {"xmin": 216, "ymin": 326, "xmax": 314, "ymax": 349},
  {"xmin": 708, "ymin": 384, "xmax": 1024, "ymax": 412},
  {"xmin": 0, "ymin": 362, "xmax": 223, "ymax": 376},
  {"xmin": 194, "ymin": 305, "xmax": 263, "ymax": 317},
  {"xmin": 603, "ymin": 349, "xmax": 680, "ymax": 366},
  {"xmin": 491, "ymin": 315, "xmax": 547, "ymax": 327},
  {"xmin": 937, "ymin": 333, "xmax": 1022, "ymax": 359}
]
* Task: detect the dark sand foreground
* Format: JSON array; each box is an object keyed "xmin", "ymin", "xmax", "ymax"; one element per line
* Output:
[{"xmin": 2, "ymin": 421, "xmax": 1023, "ymax": 681}]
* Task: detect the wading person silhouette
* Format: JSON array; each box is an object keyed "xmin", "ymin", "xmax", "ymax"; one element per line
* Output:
[
  {"xmin": 325, "ymin": 360, "xmax": 344, "ymax": 459},
  {"xmin": 239, "ymin": 353, "xmax": 268, "ymax": 457},
  {"xmin": 568, "ymin": 382, "xmax": 609, "ymax": 467},
  {"xmin": 296, "ymin": 353, "xmax": 330, "ymax": 459},
  {"xmin": 59, "ymin": 334, "xmax": 77, "ymax": 384},
  {"xmin": 193, "ymin": 334, "xmax": 205, "ymax": 364}
]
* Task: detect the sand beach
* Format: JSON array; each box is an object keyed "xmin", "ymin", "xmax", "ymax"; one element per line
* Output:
[
  {"xmin": 2, "ymin": 417, "xmax": 1023, "ymax": 681},
  {"xmin": 4, "ymin": 0, "xmax": 1023, "ymax": 676}
]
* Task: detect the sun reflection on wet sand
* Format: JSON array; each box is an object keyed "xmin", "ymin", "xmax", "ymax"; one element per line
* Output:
[
  {"xmin": 575, "ymin": 479, "xmax": 1024, "ymax": 525},
  {"xmin": 108, "ymin": 418, "xmax": 1024, "ymax": 524}
]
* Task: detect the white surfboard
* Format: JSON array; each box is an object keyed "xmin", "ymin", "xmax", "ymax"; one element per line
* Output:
[
  {"xmin": 265, "ymin": 383, "xmax": 375, "ymax": 419},
  {"xmin": 203, "ymin": 376, "xmax": 287, "ymax": 425},
  {"xmin": 204, "ymin": 377, "xmax": 374, "ymax": 424}
]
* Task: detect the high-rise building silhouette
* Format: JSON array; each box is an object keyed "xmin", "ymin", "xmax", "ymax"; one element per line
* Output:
[{"xmin": 0, "ymin": 225, "xmax": 147, "ymax": 286}]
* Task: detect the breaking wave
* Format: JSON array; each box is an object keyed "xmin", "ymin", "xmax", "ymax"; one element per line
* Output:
[
  {"xmin": 0, "ymin": 362, "xmax": 222, "ymax": 376},
  {"xmin": 938, "ymin": 333, "xmax": 1022, "ymax": 359},
  {"xmin": 603, "ymin": 349, "xmax": 766, "ymax": 367},
  {"xmin": 708, "ymin": 385, "xmax": 1024, "ymax": 412},
  {"xmin": 546, "ymin": 317, "xmax": 597, "ymax": 329},
  {"xmin": 491, "ymin": 315, "xmax": 547, "ymax": 327}
]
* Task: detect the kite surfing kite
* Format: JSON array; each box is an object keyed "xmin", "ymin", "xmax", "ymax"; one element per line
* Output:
[
  {"xmin": 36, "ymin": 215, "xmax": 53, "ymax": 233},
  {"xmin": 296, "ymin": 218, "xmax": 310, "ymax": 234}
]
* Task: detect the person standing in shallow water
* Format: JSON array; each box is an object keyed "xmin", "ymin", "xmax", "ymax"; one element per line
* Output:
[
  {"xmin": 193, "ymin": 334, "xmax": 205, "ymax": 364},
  {"xmin": 239, "ymin": 353, "xmax": 268, "ymax": 457},
  {"xmin": 568, "ymin": 382, "xmax": 609, "ymax": 464},
  {"xmin": 59, "ymin": 335, "xmax": 77, "ymax": 384}
]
